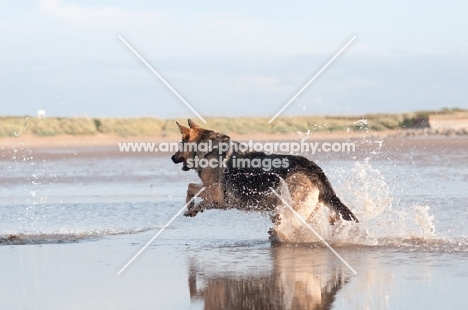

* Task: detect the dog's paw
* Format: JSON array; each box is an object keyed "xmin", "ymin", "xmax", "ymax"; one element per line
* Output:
[
  {"xmin": 184, "ymin": 201, "xmax": 210, "ymax": 217},
  {"xmin": 268, "ymin": 228, "xmax": 281, "ymax": 246},
  {"xmin": 184, "ymin": 202, "xmax": 198, "ymax": 217},
  {"xmin": 184, "ymin": 209, "xmax": 199, "ymax": 217},
  {"xmin": 269, "ymin": 212, "xmax": 281, "ymax": 224}
]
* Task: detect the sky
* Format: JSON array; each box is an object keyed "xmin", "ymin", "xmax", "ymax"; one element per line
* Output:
[{"xmin": 0, "ymin": 0, "xmax": 467, "ymax": 119}]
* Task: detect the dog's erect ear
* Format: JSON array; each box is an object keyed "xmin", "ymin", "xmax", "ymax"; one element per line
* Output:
[
  {"xmin": 188, "ymin": 119, "xmax": 201, "ymax": 129},
  {"xmin": 176, "ymin": 122, "xmax": 190, "ymax": 136}
]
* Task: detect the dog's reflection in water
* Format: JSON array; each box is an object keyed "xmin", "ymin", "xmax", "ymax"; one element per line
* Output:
[{"xmin": 188, "ymin": 246, "xmax": 350, "ymax": 310}]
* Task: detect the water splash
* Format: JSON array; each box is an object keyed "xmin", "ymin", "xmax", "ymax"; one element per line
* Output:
[{"xmin": 274, "ymin": 158, "xmax": 439, "ymax": 248}]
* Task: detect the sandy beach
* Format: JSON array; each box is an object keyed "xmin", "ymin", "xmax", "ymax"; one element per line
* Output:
[
  {"xmin": 0, "ymin": 131, "xmax": 391, "ymax": 149},
  {"xmin": 1, "ymin": 134, "xmax": 468, "ymax": 309},
  {"xmin": 2, "ymin": 127, "xmax": 465, "ymax": 150}
]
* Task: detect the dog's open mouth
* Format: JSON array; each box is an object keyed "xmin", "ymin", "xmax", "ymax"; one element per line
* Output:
[
  {"xmin": 181, "ymin": 162, "xmax": 190, "ymax": 171},
  {"xmin": 171, "ymin": 155, "xmax": 190, "ymax": 171}
]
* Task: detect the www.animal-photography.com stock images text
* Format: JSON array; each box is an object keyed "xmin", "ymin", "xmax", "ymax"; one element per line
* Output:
[{"xmin": 1, "ymin": 1, "xmax": 468, "ymax": 309}]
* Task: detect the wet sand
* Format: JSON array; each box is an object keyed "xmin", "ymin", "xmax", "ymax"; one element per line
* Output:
[
  {"xmin": 2, "ymin": 223, "xmax": 468, "ymax": 309},
  {"xmin": 1, "ymin": 135, "xmax": 468, "ymax": 309}
]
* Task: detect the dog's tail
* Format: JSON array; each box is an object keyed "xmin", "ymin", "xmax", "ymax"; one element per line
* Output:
[
  {"xmin": 320, "ymin": 185, "xmax": 359, "ymax": 222},
  {"xmin": 306, "ymin": 163, "xmax": 359, "ymax": 223}
]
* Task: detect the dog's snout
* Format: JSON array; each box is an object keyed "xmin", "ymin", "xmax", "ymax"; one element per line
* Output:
[{"xmin": 171, "ymin": 154, "xmax": 185, "ymax": 164}]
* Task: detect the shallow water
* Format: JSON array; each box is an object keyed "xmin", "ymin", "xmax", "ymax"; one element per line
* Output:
[{"xmin": 1, "ymin": 137, "xmax": 468, "ymax": 309}]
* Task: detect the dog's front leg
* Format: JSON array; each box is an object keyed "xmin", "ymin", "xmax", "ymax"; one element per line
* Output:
[
  {"xmin": 184, "ymin": 183, "xmax": 224, "ymax": 217},
  {"xmin": 184, "ymin": 183, "xmax": 203, "ymax": 217}
]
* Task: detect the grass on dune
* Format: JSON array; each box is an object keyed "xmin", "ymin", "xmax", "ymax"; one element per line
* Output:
[
  {"xmin": 1, "ymin": 108, "xmax": 466, "ymax": 138},
  {"xmin": 0, "ymin": 117, "xmax": 97, "ymax": 137}
]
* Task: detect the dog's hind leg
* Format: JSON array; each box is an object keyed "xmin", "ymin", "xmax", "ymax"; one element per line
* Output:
[
  {"xmin": 289, "ymin": 174, "xmax": 343, "ymax": 225},
  {"xmin": 285, "ymin": 173, "xmax": 320, "ymax": 219},
  {"xmin": 273, "ymin": 173, "xmax": 322, "ymax": 243}
]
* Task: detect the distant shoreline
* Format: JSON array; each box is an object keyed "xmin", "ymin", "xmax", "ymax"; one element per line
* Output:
[{"xmin": 1, "ymin": 109, "xmax": 467, "ymax": 148}]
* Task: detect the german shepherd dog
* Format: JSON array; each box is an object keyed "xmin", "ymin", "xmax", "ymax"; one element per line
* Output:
[{"xmin": 171, "ymin": 120, "xmax": 358, "ymax": 243}]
